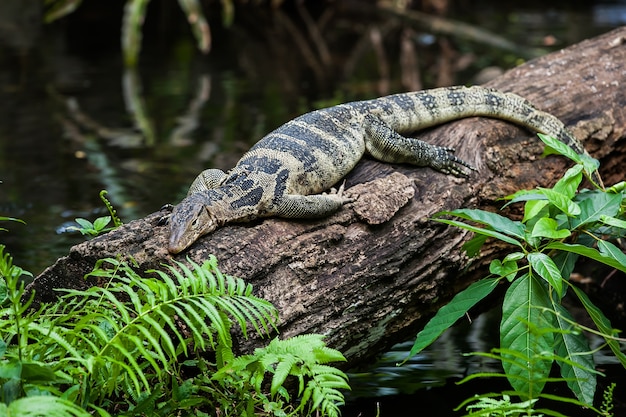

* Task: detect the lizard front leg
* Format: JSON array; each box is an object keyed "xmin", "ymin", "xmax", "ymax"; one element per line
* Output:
[{"xmin": 363, "ymin": 115, "xmax": 475, "ymax": 177}]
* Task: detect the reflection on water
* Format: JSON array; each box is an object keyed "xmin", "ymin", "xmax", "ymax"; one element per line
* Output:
[
  {"xmin": 347, "ymin": 310, "xmax": 501, "ymax": 399},
  {"xmin": 345, "ymin": 307, "xmax": 624, "ymax": 416}
]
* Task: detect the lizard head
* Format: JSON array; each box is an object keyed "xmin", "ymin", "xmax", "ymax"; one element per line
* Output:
[{"xmin": 168, "ymin": 193, "xmax": 220, "ymax": 254}]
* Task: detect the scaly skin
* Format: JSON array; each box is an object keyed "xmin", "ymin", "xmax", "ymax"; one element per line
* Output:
[{"xmin": 168, "ymin": 86, "xmax": 600, "ymax": 254}]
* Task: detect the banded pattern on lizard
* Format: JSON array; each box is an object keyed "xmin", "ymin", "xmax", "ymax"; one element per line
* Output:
[{"xmin": 168, "ymin": 85, "xmax": 599, "ymax": 254}]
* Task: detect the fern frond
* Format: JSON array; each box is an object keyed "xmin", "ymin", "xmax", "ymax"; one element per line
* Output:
[
  {"xmin": 33, "ymin": 256, "xmax": 279, "ymax": 407},
  {"xmin": 1, "ymin": 395, "xmax": 92, "ymax": 417},
  {"xmin": 215, "ymin": 335, "xmax": 349, "ymax": 417},
  {"xmin": 99, "ymin": 190, "xmax": 122, "ymax": 227},
  {"xmin": 271, "ymin": 355, "xmax": 300, "ymax": 397}
]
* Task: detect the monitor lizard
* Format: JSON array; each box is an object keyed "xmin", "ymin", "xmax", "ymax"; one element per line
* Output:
[{"xmin": 168, "ymin": 85, "xmax": 600, "ymax": 254}]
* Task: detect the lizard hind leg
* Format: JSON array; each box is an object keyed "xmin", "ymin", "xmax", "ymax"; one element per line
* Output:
[
  {"xmin": 272, "ymin": 185, "xmax": 354, "ymax": 219},
  {"xmin": 363, "ymin": 115, "xmax": 476, "ymax": 178},
  {"xmin": 187, "ymin": 169, "xmax": 228, "ymax": 195}
]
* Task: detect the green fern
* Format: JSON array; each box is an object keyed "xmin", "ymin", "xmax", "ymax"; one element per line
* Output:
[
  {"xmin": 1, "ymin": 248, "xmax": 349, "ymax": 416},
  {"xmin": 99, "ymin": 190, "xmax": 123, "ymax": 227},
  {"xmin": 25, "ymin": 255, "xmax": 279, "ymax": 406},
  {"xmin": 213, "ymin": 334, "xmax": 350, "ymax": 417},
  {"xmin": 0, "ymin": 395, "xmax": 91, "ymax": 417}
]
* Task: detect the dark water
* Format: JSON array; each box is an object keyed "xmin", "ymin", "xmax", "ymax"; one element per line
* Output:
[
  {"xmin": 0, "ymin": 1, "xmax": 625, "ymax": 415},
  {"xmin": 344, "ymin": 307, "xmax": 625, "ymax": 416}
]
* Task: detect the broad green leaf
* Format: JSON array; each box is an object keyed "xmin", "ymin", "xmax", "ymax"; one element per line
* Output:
[
  {"xmin": 607, "ymin": 181, "xmax": 626, "ymax": 194},
  {"xmin": 599, "ymin": 214, "xmax": 626, "ymax": 230},
  {"xmin": 530, "ymin": 218, "xmax": 571, "ymax": 240},
  {"xmin": 502, "ymin": 190, "xmax": 546, "ymax": 205},
  {"xmin": 503, "ymin": 252, "xmax": 525, "ymax": 263},
  {"xmin": 432, "ymin": 219, "xmax": 523, "ymax": 248},
  {"xmin": 527, "ymin": 252, "xmax": 564, "ymax": 298},
  {"xmin": 437, "ymin": 209, "xmax": 526, "ymax": 239},
  {"xmin": 571, "ymin": 192, "xmax": 622, "ymax": 229},
  {"xmin": 490, "ymin": 259, "xmax": 518, "ymax": 281},
  {"xmin": 552, "ymin": 165, "xmax": 584, "ymax": 198},
  {"xmin": 568, "ymin": 284, "xmax": 626, "ymax": 368},
  {"xmin": 0, "ymin": 358, "xmax": 21, "ymax": 379},
  {"xmin": 523, "ymin": 199, "xmax": 549, "ymax": 224},
  {"xmin": 74, "ymin": 218, "xmax": 94, "ymax": 229},
  {"xmin": 545, "ymin": 242, "xmax": 626, "ymax": 273},
  {"xmin": 500, "ymin": 274, "xmax": 555, "ymax": 399},
  {"xmin": 5, "ymin": 396, "xmax": 90, "ymax": 417},
  {"xmin": 403, "ymin": 277, "xmax": 500, "ymax": 363},
  {"xmin": 93, "ymin": 216, "xmax": 112, "ymax": 231},
  {"xmin": 538, "ymin": 133, "xmax": 583, "ymax": 164},
  {"xmin": 552, "ymin": 250, "xmax": 579, "ymax": 281},
  {"xmin": 462, "ymin": 234, "xmax": 488, "ymax": 257},
  {"xmin": 536, "ymin": 188, "xmax": 581, "ymax": 217},
  {"xmin": 579, "ymin": 153, "xmax": 601, "ymax": 182},
  {"xmin": 20, "ymin": 362, "xmax": 61, "ymax": 384},
  {"xmin": 550, "ymin": 302, "xmax": 596, "ymax": 405},
  {"xmin": 597, "ymin": 240, "xmax": 626, "ymax": 269}
]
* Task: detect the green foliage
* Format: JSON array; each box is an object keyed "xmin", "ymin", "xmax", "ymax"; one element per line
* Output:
[
  {"xmin": 67, "ymin": 190, "xmax": 122, "ymax": 237},
  {"xmin": 0, "ymin": 236, "xmax": 349, "ymax": 416},
  {"xmin": 408, "ymin": 134, "xmax": 626, "ymax": 412},
  {"xmin": 99, "ymin": 190, "xmax": 123, "ymax": 227},
  {"xmin": 460, "ymin": 393, "xmax": 539, "ymax": 416},
  {"xmin": 0, "ymin": 216, "xmax": 25, "ymax": 233},
  {"xmin": 0, "ymin": 396, "xmax": 91, "ymax": 417},
  {"xmin": 455, "ymin": 347, "xmax": 604, "ymax": 416},
  {"xmin": 20, "ymin": 256, "xmax": 278, "ymax": 411},
  {"xmin": 213, "ymin": 335, "xmax": 350, "ymax": 417},
  {"xmin": 67, "ymin": 216, "xmax": 113, "ymax": 237},
  {"xmin": 599, "ymin": 382, "xmax": 616, "ymax": 417}
]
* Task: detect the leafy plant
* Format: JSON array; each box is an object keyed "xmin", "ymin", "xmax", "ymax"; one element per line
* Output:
[
  {"xmin": 460, "ymin": 393, "xmax": 539, "ymax": 416},
  {"xmin": 21, "ymin": 256, "xmax": 278, "ymax": 411},
  {"xmin": 0, "ymin": 247, "xmax": 349, "ymax": 416},
  {"xmin": 0, "ymin": 216, "xmax": 25, "ymax": 233},
  {"xmin": 67, "ymin": 190, "xmax": 122, "ymax": 237},
  {"xmin": 212, "ymin": 334, "xmax": 350, "ymax": 417},
  {"xmin": 405, "ymin": 134, "xmax": 626, "ymax": 411},
  {"xmin": 599, "ymin": 382, "xmax": 616, "ymax": 417},
  {"xmin": 0, "ymin": 243, "xmax": 78, "ymax": 416},
  {"xmin": 455, "ymin": 347, "xmax": 603, "ymax": 416}
]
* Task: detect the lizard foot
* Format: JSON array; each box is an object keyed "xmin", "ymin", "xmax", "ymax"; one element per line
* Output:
[
  {"xmin": 431, "ymin": 146, "xmax": 476, "ymax": 178},
  {"xmin": 325, "ymin": 181, "xmax": 356, "ymax": 204},
  {"xmin": 157, "ymin": 204, "xmax": 174, "ymax": 226}
]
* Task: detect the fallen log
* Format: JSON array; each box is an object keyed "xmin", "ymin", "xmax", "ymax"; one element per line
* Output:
[{"xmin": 27, "ymin": 27, "xmax": 626, "ymax": 366}]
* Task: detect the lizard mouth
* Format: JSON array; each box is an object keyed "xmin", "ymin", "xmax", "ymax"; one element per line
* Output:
[
  {"xmin": 168, "ymin": 199, "xmax": 219, "ymax": 254},
  {"xmin": 168, "ymin": 230, "xmax": 191, "ymax": 254}
]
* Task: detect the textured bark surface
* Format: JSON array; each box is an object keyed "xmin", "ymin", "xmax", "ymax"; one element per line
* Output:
[{"xmin": 27, "ymin": 27, "xmax": 626, "ymax": 366}]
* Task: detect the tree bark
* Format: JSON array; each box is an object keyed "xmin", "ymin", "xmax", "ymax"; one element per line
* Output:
[{"xmin": 27, "ymin": 27, "xmax": 626, "ymax": 366}]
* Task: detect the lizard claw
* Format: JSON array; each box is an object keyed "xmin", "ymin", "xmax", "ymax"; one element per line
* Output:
[
  {"xmin": 157, "ymin": 204, "xmax": 174, "ymax": 226},
  {"xmin": 431, "ymin": 146, "xmax": 476, "ymax": 178},
  {"xmin": 325, "ymin": 181, "xmax": 356, "ymax": 204}
]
